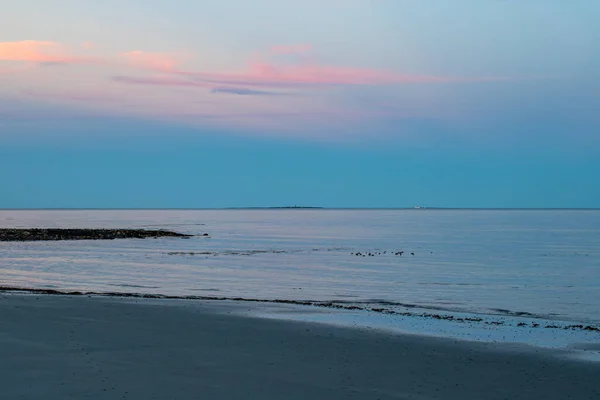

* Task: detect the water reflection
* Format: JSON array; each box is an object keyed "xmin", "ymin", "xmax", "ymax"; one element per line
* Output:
[{"xmin": 1, "ymin": 209, "xmax": 599, "ymax": 323}]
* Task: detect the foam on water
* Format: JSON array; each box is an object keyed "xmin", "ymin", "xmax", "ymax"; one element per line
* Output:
[{"xmin": 244, "ymin": 304, "xmax": 600, "ymax": 362}]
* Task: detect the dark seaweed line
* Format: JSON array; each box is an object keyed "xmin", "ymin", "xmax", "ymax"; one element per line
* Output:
[
  {"xmin": 1, "ymin": 286, "xmax": 598, "ymax": 333},
  {"xmin": 166, "ymin": 247, "xmax": 349, "ymax": 256}
]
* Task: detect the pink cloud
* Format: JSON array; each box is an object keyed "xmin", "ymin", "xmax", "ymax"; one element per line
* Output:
[
  {"xmin": 0, "ymin": 40, "xmax": 98, "ymax": 65},
  {"xmin": 176, "ymin": 60, "xmax": 509, "ymax": 89},
  {"xmin": 0, "ymin": 40, "xmax": 58, "ymax": 62},
  {"xmin": 121, "ymin": 51, "xmax": 183, "ymax": 72},
  {"xmin": 246, "ymin": 61, "xmax": 457, "ymax": 85},
  {"xmin": 4, "ymin": 41, "xmax": 518, "ymax": 137},
  {"xmin": 153, "ymin": 45, "xmax": 513, "ymax": 89},
  {"xmin": 271, "ymin": 44, "xmax": 313, "ymax": 54},
  {"xmin": 113, "ymin": 45, "xmax": 513, "ymax": 103}
]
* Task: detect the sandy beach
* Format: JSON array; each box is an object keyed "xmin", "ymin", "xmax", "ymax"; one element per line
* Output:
[{"xmin": 1, "ymin": 294, "xmax": 598, "ymax": 399}]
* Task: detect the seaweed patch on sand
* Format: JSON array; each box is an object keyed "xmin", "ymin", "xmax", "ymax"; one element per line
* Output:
[{"xmin": 1, "ymin": 286, "xmax": 599, "ymax": 334}]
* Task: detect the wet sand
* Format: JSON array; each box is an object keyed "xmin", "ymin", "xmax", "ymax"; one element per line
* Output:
[{"xmin": 1, "ymin": 295, "xmax": 598, "ymax": 399}]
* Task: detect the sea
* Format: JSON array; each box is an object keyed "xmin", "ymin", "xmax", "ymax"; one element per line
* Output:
[{"xmin": 2, "ymin": 209, "xmax": 599, "ymax": 353}]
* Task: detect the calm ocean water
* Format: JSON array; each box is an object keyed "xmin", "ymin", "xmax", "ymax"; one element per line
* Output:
[{"xmin": 1, "ymin": 209, "xmax": 599, "ymax": 324}]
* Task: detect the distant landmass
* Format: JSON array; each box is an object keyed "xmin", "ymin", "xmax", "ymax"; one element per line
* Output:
[
  {"xmin": 225, "ymin": 206, "xmax": 324, "ymax": 210},
  {"xmin": 268, "ymin": 206, "xmax": 324, "ymax": 209}
]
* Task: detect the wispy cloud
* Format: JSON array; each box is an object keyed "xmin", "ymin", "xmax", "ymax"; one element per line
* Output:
[
  {"xmin": 181, "ymin": 61, "xmax": 487, "ymax": 88},
  {"xmin": 110, "ymin": 44, "xmax": 514, "ymax": 106},
  {"xmin": 115, "ymin": 44, "xmax": 511, "ymax": 91},
  {"xmin": 0, "ymin": 41, "xmax": 58, "ymax": 62},
  {"xmin": 121, "ymin": 50, "xmax": 184, "ymax": 72},
  {"xmin": 0, "ymin": 40, "xmax": 99, "ymax": 65},
  {"xmin": 5, "ymin": 41, "xmax": 519, "ymax": 137},
  {"xmin": 170, "ymin": 45, "xmax": 513, "ymax": 89},
  {"xmin": 112, "ymin": 76, "xmax": 288, "ymax": 96}
]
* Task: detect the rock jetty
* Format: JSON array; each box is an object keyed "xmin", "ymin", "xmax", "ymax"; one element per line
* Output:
[{"xmin": 0, "ymin": 228, "xmax": 194, "ymax": 242}]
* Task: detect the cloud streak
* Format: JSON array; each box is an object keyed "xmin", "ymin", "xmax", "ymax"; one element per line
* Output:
[
  {"xmin": 170, "ymin": 45, "xmax": 514, "ymax": 90},
  {"xmin": 180, "ymin": 61, "xmax": 492, "ymax": 88},
  {"xmin": 211, "ymin": 87, "xmax": 286, "ymax": 96},
  {"xmin": 5, "ymin": 40, "xmax": 520, "ymax": 137},
  {"xmin": 115, "ymin": 45, "xmax": 512, "ymax": 92},
  {"xmin": 110, "ymin": 45, "xmax": 514, "ymax": 103},
  {"xmin": 112, "ymin": 76, "xmax": 288, "ymax": 96}
]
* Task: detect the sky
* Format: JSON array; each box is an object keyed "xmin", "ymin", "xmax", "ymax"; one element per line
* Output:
[{"xmin": 1, "ymin": 0, "xmax": 599, "ymax": 208}]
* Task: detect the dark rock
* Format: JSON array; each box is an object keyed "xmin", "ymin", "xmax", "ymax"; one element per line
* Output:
[{"xmin": 0, "ymin": 228, "xmax": 193, "ymax": 242}]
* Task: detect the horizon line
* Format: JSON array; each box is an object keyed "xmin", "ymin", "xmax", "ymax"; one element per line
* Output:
[{"xmin": 1, "ymin": 207, "xmax": 599, "ymax": 211}]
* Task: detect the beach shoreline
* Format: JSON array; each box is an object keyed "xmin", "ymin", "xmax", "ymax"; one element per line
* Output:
[
  {"xmin": 3, "ymin": 286, "xmax": 600, "ymax": 349},
  {"xmin": 1, "ymin": 294, "xmax": 599, "ymax": 399}
]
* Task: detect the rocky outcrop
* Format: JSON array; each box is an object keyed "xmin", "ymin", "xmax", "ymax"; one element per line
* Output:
[{"xmin": 0, "ymin": 228, "xmax": 194, "ymax": 242}]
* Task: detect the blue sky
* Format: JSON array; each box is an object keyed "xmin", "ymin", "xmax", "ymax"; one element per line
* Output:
[{"xmin": 1, "ymin": 1, "xmax": 599, "ymax": 208}]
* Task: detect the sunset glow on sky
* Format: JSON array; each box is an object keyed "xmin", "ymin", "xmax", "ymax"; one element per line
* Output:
[{"xmin": 1, "ymin": 1, "xmax": 599, "ymax": 208}]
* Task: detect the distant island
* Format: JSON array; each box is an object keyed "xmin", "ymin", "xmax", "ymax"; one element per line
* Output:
[
  {"xmin": 0, "ymin": 229, "xmax": 194, "ymax": 242},
  {"xmin": 225, "ymin": 206, "xmax": 324, "ymax": 210},
  {"xmin": 268, "ymin": 206, "xmax": 324, "ymax": 209}
]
